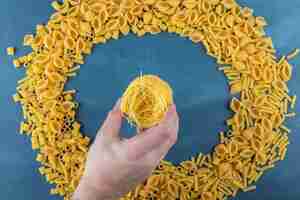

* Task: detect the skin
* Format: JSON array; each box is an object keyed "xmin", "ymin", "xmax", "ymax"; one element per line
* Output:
[{"xmin": 72, "ymin": 99, "xmax": 179, "ymax": 200}]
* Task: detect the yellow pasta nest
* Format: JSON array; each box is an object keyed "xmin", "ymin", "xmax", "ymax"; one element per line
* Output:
[
  {"xmin": 11, "ymin": 0, "xmax": 298, "ymax": 200},
  {"xmin": 121, "ymin": 74, "xmax": 173, "ymax": 129}
]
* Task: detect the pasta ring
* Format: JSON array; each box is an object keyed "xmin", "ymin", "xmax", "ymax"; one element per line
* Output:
[{"xmin": 12, "ymin": 0, "xmax": 296, "ymax": 200}]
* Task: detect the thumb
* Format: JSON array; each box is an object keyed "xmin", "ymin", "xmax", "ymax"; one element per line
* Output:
[
  {"xmin": 124, "ymin": 104, "xmax": 179, "ymax": 161},
  {"xmin": 95, "ymin": 99, "xmax": 123, "ymax": 142}
]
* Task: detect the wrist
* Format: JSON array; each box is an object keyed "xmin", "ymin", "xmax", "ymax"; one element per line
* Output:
[{"xmin": 72, "ymin": 177, "xmax": 115, "ymax": 200}]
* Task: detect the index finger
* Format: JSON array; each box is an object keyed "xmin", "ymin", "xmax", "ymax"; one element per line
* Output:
[{"xmin": 124, "ymin": 104, "xmax": 179, "ymax": 161}]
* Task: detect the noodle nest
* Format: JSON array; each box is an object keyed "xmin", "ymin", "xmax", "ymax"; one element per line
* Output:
[{"xmin": 121, "ymin": 74, "xmax": 173, "ymax": 129}]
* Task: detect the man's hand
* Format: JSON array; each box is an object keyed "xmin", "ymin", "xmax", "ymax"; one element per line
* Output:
[{"xmin": 73, "ymin": 99, "xmax": 179, "ymax": 200}]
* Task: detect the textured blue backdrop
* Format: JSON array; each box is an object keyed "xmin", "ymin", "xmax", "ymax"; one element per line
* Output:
[{"xmin": 1, "ymin": 0, "xmax": 300, "ymax": 200}]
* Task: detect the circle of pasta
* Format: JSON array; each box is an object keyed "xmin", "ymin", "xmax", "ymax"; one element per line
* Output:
[{"xmin": 13, "ymin": 0, "xmax": 296, "ymax": 200}]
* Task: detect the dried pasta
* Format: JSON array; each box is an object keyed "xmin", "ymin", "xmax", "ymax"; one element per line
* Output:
[
  {"xmin": 7, "ymin": 47, "xmax": 15, "ymax": 56},
  {"xmin": 121, "ymin": 75, "xmax": 173, "ymax": 129},
  {"xmin": 242, "ymin": 185, "xmax": 256, "ymax": 192},
  {"xmin": 287, "ymin": 48, "xmax": 300, "ymax": 60},
  {"xmin": 11, "ymin": 0, "xmax": 297, "ymax": 200}
]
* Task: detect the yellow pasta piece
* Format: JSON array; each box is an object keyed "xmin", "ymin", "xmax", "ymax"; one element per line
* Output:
[
  {"xmin": 13, "ymin": 59, "xmax": 21, "ymax": 68},
  {"xmin": 291, "ymin": 95, "xmax": 297, "ymax": 109},
  {"xmin": 280, "ymin": 148, "xmax": 288, "ymax": 160},
  {"xmin": 280, "ymin": 125, "xmax": 291, "ymax": 133},
  {"xmin": 12, "ymin": 93, "xmax": 21, "ymax": 102},
  {"xmin": 219, "ymin": 131, "xmax": 225, "ymax": 143},
  {"xmin": 105, "ymin": 19, "xmax": 120, "ymax": 31},
  {"xmin": 23, "ymin": 34, "xmax": 34, "ymax": 46},
  {"xmin": 51, "ymin": 1, "xmax": 62, "ymax": 11},
  {"xmin": 143, "ymin": 12, "xmax": 153, "ymax": 24},
  {"xmin": 230, "ymin": 81, "xmax": 242, "ymax": 94},
  {"xmin": 242, "ymin": 185, "xmax": 256, "ymax": 192},
  {"xmin": 7, "ymin": 47, "xmax": 15, "ymax": 56},
  {"xmin": 287, "ymin": 48, "xmax": 300, "ymax": 60},
  {"xmin": 120, "ymin": 25, "xmax": 130, "ymax": 36},
  {"xmin": 189, "ymin": 31, "xmax": 204, "ymax": 43},
  {"xmin": 279, "ymin": 60, "xmax": 292, "ymax": 81},
  {"xmin": 69, "ymin": 65, "xmax": 80, "ymax": 73},
  {"xmin": 285, "ymin": 112, "xmax": 296, "ymax": 117}
]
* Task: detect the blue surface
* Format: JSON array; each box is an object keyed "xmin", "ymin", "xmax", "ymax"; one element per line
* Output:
[{"xmin": 1, "ymin": 0, "xmax": 300, "ymax": 200}]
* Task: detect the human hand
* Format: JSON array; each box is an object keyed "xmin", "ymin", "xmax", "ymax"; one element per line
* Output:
[{"xmin": 72, "ymin": 99, "xmax": 179, "ymax": 200}]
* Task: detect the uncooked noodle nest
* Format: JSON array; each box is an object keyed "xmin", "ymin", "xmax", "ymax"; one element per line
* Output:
[
  {"xmin": 11, "ymin": 0, "xmax": 298, "ymax": 200},
  {"xmin": 121, "ymin": 74, "xmax": 173, "ymax": 129}
]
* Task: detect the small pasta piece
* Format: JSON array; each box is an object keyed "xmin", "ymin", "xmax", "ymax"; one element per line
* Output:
[
  {"xmin": 287, "ymin": 48, "xmax": 300, "ymax": 60},
  {"xmin": 107, "ymin": 5, "xmax": 120, "ymax": 17},
  {"xmin": 35, "ymin": 54, "xmax": 50, "ymax": 64},
  {"xmin": 285, "ymin": 112, "xmax": 296, "ymax": 117},
  {"xmin": 280, "ymin": 125, "xmax": 291, "ymax": 133},
  {"xmin": 105, "ymin": 19, "xmax": 120, "ymax": 31},
  {"xmin": 130, "ymin": 5, "xmax": 143, "ymax": 16},
  {"xmin": 255, "ymin": 16, "xmax": 267, "ymax": 27},
  {"xmin": 51, "ymin": 1, "xmax": 62, "ymax": 11},
  {"xmin": 13, "ymin": 59, "xmax": 21, "ymax": 68},
  {"xmin": 223, "ymin": 0, "xmax": 237, "ymax": 9},
  {"xmin": 143, "ymin": 12, "xmax": 153, "ymax": 24},
  {"xmin": 230, "ymin": 81, "xmax": 242, "ymax": 94},
  {"xmin": 64, "ymin": 37, "xmax": 76, "ymax": 49},
  {"xmin": 93, "ymin": 36, "xmax": 106, "ymax": 44},
  {"xmin": 240, "ymin": 149, "xmax": 254, "ymax": 161},
  {"xmin": 44, "ymin": 35, "xmax": 55, "ymax": 49},
  {"xmin": 280, "ymin": 148, "xmax": 288, "ymax": 160},
  {"xmin": 7, "ymin": 47, "xmax": 15, "ymax": 56},
  {"xmin": 291, "ymin": 95, "xmax": 297, "ymax": 109},
  {"xmin": 261, "ymin": 118, "xmax": 273, "ymax": 131},
  {"xmin": 230, "ymin": 97, "xmax": 242, "ymax": 112},
  {"xmin": 219, "ymin": 131, "xmax": 225, "ymax": 143},
  {"xmin": 189, "ymin": 31, "xmax": 204, "ymax": 43},
  {"xmin": 283, "ymin": 98, "xmax": 288, "ymax": 114},
  {"xmin": 12, "ymin": 93, "xmax": 21, "ymax": 102},
  {"xmin": 279, "ymin": 60, "xmax": 292, "ymax": 81},
  {"xmin": 242, "ymin": 185, "xmax": 256, "ymax": 192},
  {"xmin": 23, "ymin": 34, "xmax": 34, "ymax": 46},
  {"xmin": 67, "ymin": 72, "xmax": 77, "ymax": 77}
]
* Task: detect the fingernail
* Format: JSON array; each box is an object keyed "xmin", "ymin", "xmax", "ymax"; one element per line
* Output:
[
  {"xmin": 170, "ymin": 104, "xmax": 176, "ymax": 112},
  {"xmin": 165, "ymin": 104, "xmax": 176, "ymax": 117},
  {"xmin": 159, "ymin": 105, "xmax": 176, "ymax": 128}
]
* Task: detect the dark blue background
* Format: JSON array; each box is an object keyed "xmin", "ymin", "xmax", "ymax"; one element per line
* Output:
[{"xmin": 1, "ymin": 0, "xmax": 300, "ymax": 199}]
